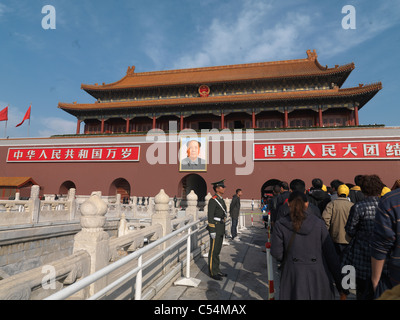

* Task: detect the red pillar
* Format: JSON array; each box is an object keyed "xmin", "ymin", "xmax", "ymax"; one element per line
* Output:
[
  {"xmin": 76, "ymin": 119, "xmax": 81, "ymax": 135},
  {"xmin": 221, "ymin": 113, "xmax": 225, "ymax": 129},
  {"xmin": 180, "ymin": 115, "xmax": 184, "ymax": 131},
  {"xmin": 100, "ymin": 119, "xmax": 105, "ymax": 134},
  {"xmin": 126, "ymin": 118, "xmax": 130, "ymax": 133},
  {"xmin": 284, "ymin": 110, "xmax": 288, "ymax": 128},
  {"xmin": 152, "ymin": 116, "xmax": 156, "ymax": 129},
  {"xmin": 252, "ymin": 111, "xmax": 256, "ymax": 129},
  {"xmin": 354, "ymin": 106, "xmax": 359, "ymax": 126},
  {"xmin": 318, "ymin": 108, "xmax": 323, "ymax": 127}
]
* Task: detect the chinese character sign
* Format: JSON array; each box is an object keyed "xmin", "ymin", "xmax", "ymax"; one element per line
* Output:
[
  {"xmin": 254, "ymin": 141, "xmax": 400, "ymax": 160},
  {"xmin": 7, "ymin": 145, "xmax": 140, "ymax": 162}
]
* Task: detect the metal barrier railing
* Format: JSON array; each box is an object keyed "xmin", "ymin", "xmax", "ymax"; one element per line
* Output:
[{"xmin": 45, "ymin": 216, "xmax": 207, "ymax": 300}]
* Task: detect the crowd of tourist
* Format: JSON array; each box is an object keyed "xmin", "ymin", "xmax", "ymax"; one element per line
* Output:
[{"xmin": 265, "ymin": 175, "xmax": 400, "ymax": 300}]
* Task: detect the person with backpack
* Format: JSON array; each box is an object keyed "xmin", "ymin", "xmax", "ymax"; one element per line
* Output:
[
  {"xmin": 308, "ymin": 178, "xmax": 331, "ymax": 213},
  {"xmin": 349, "ymin": 175, "xmax": 365, "ymax": 203}
]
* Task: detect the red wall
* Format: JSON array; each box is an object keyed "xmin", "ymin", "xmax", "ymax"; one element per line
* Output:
[{"xmin": 1, "ymin": 129, "xmax": 399, "ymax": 199}]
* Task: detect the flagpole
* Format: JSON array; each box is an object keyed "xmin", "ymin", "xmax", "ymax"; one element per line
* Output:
[
  {"xmin": 0, "ymin": 105, "xmax": 8, "ymax": 138},
  {"xmin": 28, "ymin": 103, "xmax": 31, "ymax": 137}
]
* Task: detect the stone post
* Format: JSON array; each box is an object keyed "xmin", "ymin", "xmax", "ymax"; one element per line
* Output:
[
  {"xmin": 67, "ymin": 188, "xmax": 77, "ymax": 220},
  {"xmin": 113, "ymin": 193, "xmax": 122, "ymax": 219},
  {"xmin": 151, "ymin": 189, "xmax": 171, "ymax": 238},
  {"xmin": 73, "ymin": 192, "xmax": 109, "ymax": 296},
  {"xmin": 118, "ymin": 213, "xmax": 128, "ymax": 237},
  {"xmin": 203, "ymin": 193, "xmax": 212, "ymax": 217},
  {"xmin": 224, "ymin": 198, "xmax": 231, "ymax": 214},
  {"xmin": 67, "ymin": 187, "xmax": 76, "ymax": 201},
  {"xmin": 30, "ymin": 185, "xmax": 40, "ymax": 224},
  {"xmin": 185, "ymin": 190, "xmax": 198, "ymax": 221},
  {"xmin": 132, "ymin": 196, "xmax": 137, "ymax": 219},
  {"xmin": 148, "ymin": 197, "xmax": 155, "ymax": 215}
]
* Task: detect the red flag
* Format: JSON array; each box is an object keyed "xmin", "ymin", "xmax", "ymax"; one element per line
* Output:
[
  {"xmin": 16, "ymin": 105, "xmax": 31, "ymax": 127},
  {"xmin": 0, "ymin": 107, "xmax": 7, "ymax": 121}
]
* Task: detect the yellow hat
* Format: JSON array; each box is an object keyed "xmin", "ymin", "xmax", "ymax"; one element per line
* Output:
[
  {"xmin": 322, "ymin": 184, "xmax": 327, "ymax": 192},
  {"xmin": 381, "ymin": 187, "xmax": 391, "ymax": 197},
  {"xmin": 337, "ymin": 184, "xmax": 349, "ymax": 197}
]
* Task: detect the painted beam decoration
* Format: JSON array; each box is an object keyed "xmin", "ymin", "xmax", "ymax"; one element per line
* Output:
[
  {"xmin": 7, "ymin": 145, "xmax": 140, "ymax": 162},
  {"xmin": 254, "ymin": 141, "xmax": 400, "ymax": 160}
]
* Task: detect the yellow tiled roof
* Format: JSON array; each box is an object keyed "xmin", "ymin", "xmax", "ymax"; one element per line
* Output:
[{"xmin": 0, "ymin": 177, "xmax": 37, "ymax": 187}]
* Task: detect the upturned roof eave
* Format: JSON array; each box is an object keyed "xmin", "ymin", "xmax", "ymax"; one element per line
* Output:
[
  {"xmin": 59, "ymin": 82, "xmax": 381, "ymax": 114},
  {"xmin": 81, "ymin": 65, "xmax": 355, "ymax": 94},
  {"xmin": 80, "ymin": 50, "xmax": 355, "ymax": 95}
]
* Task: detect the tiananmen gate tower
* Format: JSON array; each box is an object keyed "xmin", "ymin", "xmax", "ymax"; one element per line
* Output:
[
  {"xmin": 1, "ymin": 50, "xmax": 399, "ymax": 203},
  {"xmin": 59, "ymin": 49, "xmax": 381, "ymax": 134}
]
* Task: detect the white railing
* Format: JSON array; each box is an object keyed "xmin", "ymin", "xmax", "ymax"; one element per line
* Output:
[{"xmin": 45, "ymin": 216, "xmax": 207, "ymax": 300}]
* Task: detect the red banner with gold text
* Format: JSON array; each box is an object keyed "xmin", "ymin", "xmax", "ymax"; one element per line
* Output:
[
  {"xmin": 254, "ymin": 141, "xmax": 400, "ymax": 160},
  {"xmin": 7, "ymin": 145, "xmax": 140, "ymax": 162}
]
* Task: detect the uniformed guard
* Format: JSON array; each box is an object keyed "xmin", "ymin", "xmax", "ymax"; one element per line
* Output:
[{"xmin": 207, "ymin": 179, "xmax": 228, "ymax": 280}]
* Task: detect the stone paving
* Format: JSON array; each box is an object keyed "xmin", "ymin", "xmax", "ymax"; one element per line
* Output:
[
  {"xmin": 156, "ymin": 214, "xmax": 272, "ymax": 300},
  {"xmin": 156, "ymin": 212, "xmax": 356, "ymax": 301}
]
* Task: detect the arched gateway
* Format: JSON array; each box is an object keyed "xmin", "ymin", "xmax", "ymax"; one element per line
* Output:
[
  {"xmin": 109, "ymin": 178, "xmax": 131, "ymax": 202},
  {"xmin": 261, "ymin": 179, "xmax": 281, "ymax": 200},
  {"xmin": 59, "ymin": 180, "xmax": 76, "ymax": 196},
  {"xmin": 178, "ymin": 174, "xmax": 207, "ymax": 204}
]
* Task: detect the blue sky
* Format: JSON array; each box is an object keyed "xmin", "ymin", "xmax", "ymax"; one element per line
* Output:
[{"xmin": 0, "ymin": 0, "xmax": 399, "ymax": 138}]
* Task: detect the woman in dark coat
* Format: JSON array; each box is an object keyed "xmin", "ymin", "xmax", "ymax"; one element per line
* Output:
[{"xmin": 271, "ymin": 191, "xmax": 344, "ymax": 300}]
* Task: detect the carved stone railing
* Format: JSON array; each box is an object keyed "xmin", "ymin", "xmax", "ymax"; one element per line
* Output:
[
  {"xmin": 43, "ymin": 188, "xmax": 208, "ymax": 300},
  {"xmin": 0, "ymin": 200, "xmax": 34, "ymax": 226},
  {"xmin": 109, "ymin": 220, "xmax": 163, "ymax": 262},
  {"xmin": 0, "ymin": 186, "xmax": 77, "ymax": 227},
  {"xmin": 0, "ymin": 184, "xmax": 185, "ymax": 230},
  {"xmin": 0, "ymin": 250, "xmax": 90, "ymax": 300},
  {"xmin": 0, "ymin": 188, "xmax": 210, "ymax": 299}
]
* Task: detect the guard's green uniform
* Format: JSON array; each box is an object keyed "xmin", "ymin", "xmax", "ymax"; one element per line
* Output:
[{"xmin": 207, "ymin": 193, "xmax": 227, "ymax": 277}]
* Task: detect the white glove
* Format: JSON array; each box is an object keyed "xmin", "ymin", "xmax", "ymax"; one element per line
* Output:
[{"xmin": 210, "ymin": 232, "xmax": 216, "ymax": 239}]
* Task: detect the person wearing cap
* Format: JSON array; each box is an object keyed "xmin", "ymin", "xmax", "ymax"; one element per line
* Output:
[
  {"xmin": 381, "ymin": 186, "xmax": 391, "ymax": 197},
  {"xmin": 322, "ymin": 184, "xmax": 354, "ymax": 260},
  {"xmin": 349, "ymin": 174, "xmax": 365, "ymax": 204},
  {"xmin": 207, "ymin": 179, "xmax": 228, "ymax": 280}
]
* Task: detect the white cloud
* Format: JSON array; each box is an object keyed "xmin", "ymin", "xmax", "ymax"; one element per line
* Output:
[
  {"xmin": 172, "ymin": 0, "xmax": 400, "ymax": 69},
  {"xmin": 0, "ymin": 3, "xmax": 11, "ymax": 17},
  {"xmin": 143, "ymin": 30, "xmax": 168, "ymax": 69},
  {"xmin": 37, "ymin": 117, "xmax": 76, "ymax": 137},
  {"xmin": 316, "ymin": 2, "xmax": 400, "ymax": 59},
  {"xmin": 173, "ymin": 1, "xmax": 312, "ymax": 68}
]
